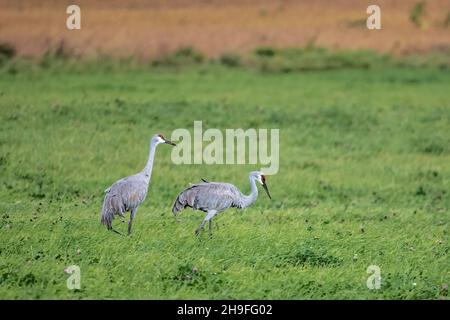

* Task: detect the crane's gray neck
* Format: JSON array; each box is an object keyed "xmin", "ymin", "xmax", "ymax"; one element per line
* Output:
[
  {"xmin": 241, "ymin": 176, "xmax": 258, "ymax": 208},
  {"xmin": 143, "ymin": 140, "xmax": 158, "ymax": 179}
]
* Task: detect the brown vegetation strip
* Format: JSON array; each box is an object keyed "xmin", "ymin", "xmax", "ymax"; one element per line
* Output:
[{"xmin": 1, "ymin": 0, "xmax": 449, "ymax": 59}]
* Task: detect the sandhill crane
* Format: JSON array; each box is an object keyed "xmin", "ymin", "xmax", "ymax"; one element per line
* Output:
[
  {"xmin": 101, "ymin": 134, "xmax": 175, "ymax": 235},
  {"xmin": 172, "ymin": 171, "xmax": 272, "ymax": 236}
]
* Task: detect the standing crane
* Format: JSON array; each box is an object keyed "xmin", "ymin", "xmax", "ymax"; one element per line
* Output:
[
  {"xmin": 101, "ymin": 134, "xmax": 176, "ymax": 235},
  {"xmin": 172, "ymin": 171, "xmax": 272, "ymax": 236}
]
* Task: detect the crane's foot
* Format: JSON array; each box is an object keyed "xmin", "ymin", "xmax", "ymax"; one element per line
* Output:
[
  {"xmin": 110, "ymin": 228, "xmax": 125, "ymax": 236},
  {"xmin": 195, "ymin": 228, "xmax": 203, "ymax": 236}
]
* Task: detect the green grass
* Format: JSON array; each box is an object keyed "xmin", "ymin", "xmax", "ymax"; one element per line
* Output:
[{"xmin": 0, "ymin": 62, "xmax": 449, "ymax": 299}]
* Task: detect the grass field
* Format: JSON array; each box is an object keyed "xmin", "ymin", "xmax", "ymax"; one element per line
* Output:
[{"xmin": 0, "ymin": 61, "xmax": 449, "ymax": 299}]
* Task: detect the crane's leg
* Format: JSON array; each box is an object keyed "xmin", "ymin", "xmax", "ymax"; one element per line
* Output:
[
  {"xmin": 208, "ymin": 220, "xmax": 213, "ymax": 238},
  {"xmin": 195, "ymin": 210, "xmax": 217, "ymax": 236},
  {"xmin": 128, "ymin": 208, "xmax": 138, "ymax": 236}
]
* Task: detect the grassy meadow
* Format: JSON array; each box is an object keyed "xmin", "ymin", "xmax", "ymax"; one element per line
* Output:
[{"xmin": 0, "ymin": 58, "xmax": 449, "ymax": 299}]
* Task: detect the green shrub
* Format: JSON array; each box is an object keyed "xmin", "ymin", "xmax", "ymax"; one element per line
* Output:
[
  {"xmin": 0, "ymin": 43, "xmax": 16, "ymax": 59},
  {"xmin": 0, "ymin": 43, "xmax": 16, "ymax": 66},
  {"xmin": 219, "ymin": 52, "xmax": 241, "ymax": 67},
  {"xmin": 254, "ymin": 47, "xmax": 277, "ymax": 57},
  {"xmin": 410, "ymin": 1, "xmax": 426, "ymax": 28},
  {"xmin": 152, "ymin": 47, "xmax": 205, "ymax": 67}
]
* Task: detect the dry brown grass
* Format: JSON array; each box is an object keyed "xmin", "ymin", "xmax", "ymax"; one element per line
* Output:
[{"xmin": 1, "ymin": 0, "xmax": 449, "ymax": 59}]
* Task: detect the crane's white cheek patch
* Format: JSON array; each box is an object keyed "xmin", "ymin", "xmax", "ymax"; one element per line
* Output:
[{"xmin": 169, "ymin": 121, "xmax": 279, "ymax": 175}]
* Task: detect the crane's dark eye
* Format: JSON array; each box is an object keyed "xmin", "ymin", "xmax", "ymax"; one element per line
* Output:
[
  {"xmin": 261, "ymin": 175, "xmax": 266, "ymax": 183},
  {"xmin": 158, "ymin": 134, "xmax": 164, "ymax": 139}
]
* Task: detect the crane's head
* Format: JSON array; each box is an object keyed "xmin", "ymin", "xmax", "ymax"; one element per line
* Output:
[
  {"xmin": 250, "ymin": 171, "xmax": 272, "ymax": 199},
  {"xmin": 153, "ymin": 134, "xmax": 176, "ymax": 146}
]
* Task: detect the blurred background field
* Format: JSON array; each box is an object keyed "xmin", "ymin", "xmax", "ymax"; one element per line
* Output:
[
  {"xmin": 1, "ymin": 0, "xmax": 450, "ymax": 60},
  {"xmin": 0, "ymin": 0, "xmax": 449, "ymax": 299}
]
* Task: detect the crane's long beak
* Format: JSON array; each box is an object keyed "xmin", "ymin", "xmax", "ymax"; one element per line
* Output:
[
  {"xmin": 164, "ymin": 139, "xmax": 176, "ymax": 146},
  {"xmin": 262, "ymin": 182, "xmax": 272, "ymax": 199}
]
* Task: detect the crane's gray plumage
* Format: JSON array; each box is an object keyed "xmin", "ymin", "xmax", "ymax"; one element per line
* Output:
[
  {"xmin": 172, "ymin": 171, "xmax": 271, "ymax": 236},
  {"xmin": 100, "ymin": 174, "xmax": 149, "ymax": 230},
  {"xmin": 172, "ymin": 182, "xmax": 243, "ymax": 213},
  {"xmin": 101, "ymin": 133, "xmax": 175, "ymax": 235}
]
